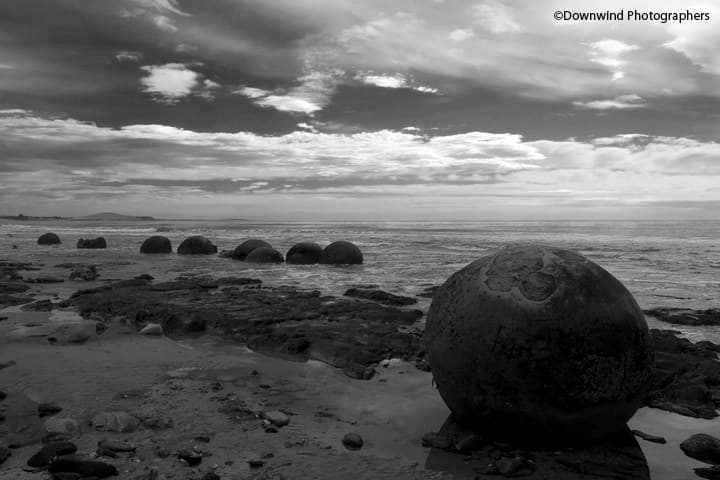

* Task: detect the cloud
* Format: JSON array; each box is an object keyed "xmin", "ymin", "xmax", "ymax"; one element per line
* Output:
[
  {"xmin": 152, "ymin": 15, "xmax": 178, "ymax": 32},
  {"xmin": 588, "ymin": 39, "xmax": 639, "ymax": 81},
  {"xmin": 355, "ymin": 72, "xmax": 439, "ymax": 94},
  {"xmin": 573, "ymin": 94, "xmax": 647, "ymax": 110},
  {"xmin": 0, "ymin": 63, "xmax": 15, "ymax": 69},
  {"xmin": 471, "ymin": 0, "xmax": 522, "ymax": 33},
  {"xmin": 115, "ymin": 51, "xmax": 143, "ymax": 62},
  {"xmin": 449, "ymin": 28, "xmax": 475, "ymax": 42},
  {"xmin": 139, "ymin": 63, "xmax": 200, "ymax": 103},
  {"xmin": 664, "ymin": 4, "xmax": 720, "ymax": 75}
]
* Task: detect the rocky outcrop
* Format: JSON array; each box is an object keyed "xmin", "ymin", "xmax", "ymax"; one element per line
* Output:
[
  {"xmin": 140, "ymin": 235, "xmax": 172, "ymax": 254},
  {"xmin": 245, "ymin": 246, "xmax": 284, "ymax": 263},
  {"xmin": 77, "ymin": 237, "xmax": 107, "ymax": 249},
  {"xmin": 680, "ymin": 433, "xmax": 720, "ymax": 464},
  {"xmin": 232, "ymin": 239, "xmax": 271, "ymax": 260},
  {"xmin": 69, "ymin": 265, "xmax": 98, "ymax": 281},
  {"xmin": 646, "ymin": 329, "xmax": 720, "ymax": 419},
  {"xmin": 319, "ymin": 241, "xmax": 363, "ymax": 265},
  {"xmin": 344, "ymin": 288, "xmax": 418, "ymax": 306},
  {"xmin": 177, "ymin": 236, "xmax": 217, "ymax": 255},
  {"xmin": 286, "ymin": 242, "xmax": 323, "ymax": 265},
  {"xmin": 645, "ymin": 307, "xmax": 720, "ymax": 326},
  {"xmin": 37, "ymin": 232, "xmax": 61, "ymax": 245}
]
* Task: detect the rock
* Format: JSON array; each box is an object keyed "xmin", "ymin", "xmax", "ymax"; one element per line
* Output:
[
  {"xmin": 454, "ymin": 434, "xmax": 485, "ymax": 453},
  {"xmin": 134, "ymin": 273, "xmax": 154, "ymax": 281},
  {"xmin": 38, "ymin": 402, "xmax": 63, "ymax": 417},
  {"xmin": 248, "ymin": 458, "xmax": 264, "ymax": 468},
  {"xmin": 24, "ymin": 277, "xmax": 65, "ymax": 284},
  {"xmin": 425, "ymin": 244, "xmax": 654, "ymax": 442},
  {"xmin": 680, "ymin": 434, "xmax": 720, "ymax": 464},
  {"xmin": 140, "ymin": 236, "xmax": 172, "ymax": 254},
  {"xmin": 44, "ymin": 417, "xmax": 81, "ymax": 435},
  {"xmin": 139, "ymin": 323, "xmax": 163, "ymax": 336},
  {"xmin": 177, "ymin": 236, "xmax": 217, "ymax": 255},
  {"xmin": 286, "ymin": 242, "xmax": 323, "ymax": 265},
  {"xmin": 98, "ymin": 438, "xmax": 135, "ymax": 452},
  {"xmin": 38, "ymin": 232, "xmax": 61, "ymax": 245},
  {"xmin": 69, "ymin": 265, "xmax": 98, "ymax": 281},
  {"xmin": 631, "ymin": 429, "xmax": 667, "ymax": 444},
  {"xmin": 497, "ymin": 456, "xmax": 535, "ymax": 476},
  {"xmin": 21, "ymin": 299, "xmax": 55, "ymax": 311},
  {"xmin": 51, "ymin": 473, "xmax": 82, "ymax": 480},
  {"xmin": 43, "ymin": 432, "xmax": 73, "ymax": 443},
  {"xmin": 319, "ymin": 241, "xmax": 363, "ymax": 265},
  {"xmin": 77, "ymin": 237, "xmax": 107, "ymax": 249},
  {"xmin": 0, "ymin": 446, "xmax": 10, "ymax": 465},
  {"xmin": 695, "ymin": 465, "xmax": 720, "ymax": 480},
  {"xmin": 27, "ymin": 441, "xmax": 78, "ymax": 467},
  {"xmin": 644, "ymin": 307, "xmax": 720, "ymax": 326},
  {"xmin": 91, "ymin": 411, "xmax": 140, "ymax": 433},
  {"xmin": 0, "ymin": 389, "xmax": 6, "ymax": 400},
  {"xmin": 232, "ymin": 239, "xmax": 271, "ymax": 260},
  {"xmin": 96, "ymin": 447, "xmax": 118, "ymax": 458},
  {"xmin": 0, "ymin": 360, "xmax": 17, "ymax": 370},
  {"xmin": 201, "ymin": 473, "xmax": 221, "ymax": 480},
  {"xmin": 245, "ymin": 246, "xmax": 284, "ymax": 264},
  {"xmin": 421, "ymin": 432, "xmax": 453, "ymax": 450},
  {"xmin": 177, "ymin": 449, "xmax": 202, "ymax": 466},
  {"xmin": 342, "ymin": 433, "xmax": 364, "ymax": 450},
  {"xmin": 417, "ymin": 285, "xmax": 440, "ymax": 298},
  {"xmin": 48, "ymin": 456, "xmax": 118, "ymax": 478},
  {"xmin": 262, "ymin": 410, "xmax": 290, "ymax": 427},
  {"xmin": 48, "ymin": 323, "xmax": 97, "ymax": 344},
  {"xmin": 344, "ymin": 288, "xmax": 417, "ymax": 306}
]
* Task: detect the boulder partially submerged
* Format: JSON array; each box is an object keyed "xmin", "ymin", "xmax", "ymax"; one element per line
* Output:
[
  {"xmin": 286, "ymin": 242, "xmax": 323, "ymax": 265},
  {"xmin": 177, "ymin": 236, "xmax": 217, "ymax": 255},
  {"xmin": 245, "ymin": 246, "xmax": 284, "ymax": 263},
  {"xmin": 37, "ymin": 232, "xmax": 61, "ymax": 245},
  {"xmin": 140, "ymin": 235, "xmax": 172, "ymax": 254},
  {"xmin": 232, "ymin": 239, "xmax": 271, "ymax": 260},
  {"xmin": 319, "ymin": 241, "xmax": 363, "ymax": 265},
  {"xmin": 77, "ymin": 237, "xmax": 107, "ymax": 249}
]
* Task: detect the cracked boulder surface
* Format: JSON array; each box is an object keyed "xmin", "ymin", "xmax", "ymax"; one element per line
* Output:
[{"xmin": 425, "ymin": 244, "xmax": 655, "ymax": 443}]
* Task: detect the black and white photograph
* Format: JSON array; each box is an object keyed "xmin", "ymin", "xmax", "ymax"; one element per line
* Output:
[{"xmin": 1, "ymin": 1, "xmax": 719, "ymax": 479}]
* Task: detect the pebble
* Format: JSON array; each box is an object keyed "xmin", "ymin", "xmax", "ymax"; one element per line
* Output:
[
  {"xmin": 44, "ymin": 417, "xmax": 80, "ymax": 435},
  {"xmin": 248, "ymin": 458, "xmax": 265, "ymax": 468},
  {"xmin": 96, "ymin": 447, "xmax": 119, "ymax": 458},
  {"xmin": 0, "ymin": 390, "xmax": 6, "ymax": 400},
  {"xmin": 98, "ymin": 438, "xmax": 136, "ymax": 452},
  {"xmin": 27, "ymin": 441, "xmax": 78, "ymax": 467},
  {"xmin": 48, "ymin": 457, "xmax": 119, "ymax": 478},
  {"xmin": 454, "ymin": 434, "xmax": 485, "ymax": 453},
  {"xmin": 91, "ymin": 411, "xmax": 139, "ymax": 433},
  {"xmin": 631, "ymin": 429, "xmax": 667, "ymax": 444},
  {"xmin": 38, "ymin": 402, "xmax": 63, "ymax": 417},
  {"xmin": 262, "ymin": 410, "xmax": 290, "ymax": 427},
  {"xmin": 201, "ymin": 473, "xmax": 221, "ymax": 480},
  {"xmin": 140, "ymin": 323, "xmax": 163, "ymax": 336},
  {"xmin": 177, "ymin": 449, "xmax": 202, "ymax": 466},
  {"xmin": 342, "ymin": 433, "xmax": 364, "ymax": 450}
]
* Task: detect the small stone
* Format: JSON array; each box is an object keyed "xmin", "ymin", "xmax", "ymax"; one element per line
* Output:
[
  {"xmin": 248, "ymin": 458, "xmax": 264, "ymax": 468},
  {"xmin": 38, "ymin": 402, "xmax": 62, "ymax": 417},
  {"xmin": 139, "ymin": 323, "xmax": 163, "ymax": 336},
  {"xmin": 454, "ymin": 434, "xmax": 485, "ymax": 453},
  {"xmin": 201, "ymin": 473, "xmax": 221, "ymax": 480},
  {"xmin": 42, "ymin": 432, "xmax": 72, "ymax": 443},
  {"xmin": 27, "ymin": 441, "xmax": 77, "ymax": 467},
  {"xmin": 44, "ymin": 417, "xmax": 80, "ymax": 435},
  {"xmin": 194, "ymin": 435, "xmax": 211, "ymax": 443},
  {"xmin": 681, "ymin": 433, "xmax": 720, "ymax": 464},
  {"xmin": 96, "ymin": 447, "xmax": 118, "ymax": 458},
  {"xmin": 251, "ymin": 370, "xmax": 259, "ymax": 376},
  {"xmin": 631, "ymin": 429, "xmax": 667, "ymax": 444},
  {"xmin": 48, "ymin": 457, "xmax": 118, "ymax": 478},
  {"xmin": 421, "ymin": 432, "xmax": 452, "ymax": 450},
  {"xmin": 342, "ymin": 433, "xmax": 364, "ymax": 450},
  {"xmin": 496, "ymin": 456, "xmax": 535, "ymax": 476},
  {"xmin": 0, "ymin": 390, "xmax": 6, "ymax": 400},
  {"xmin": 178, "ymin": 449, "xmax": 202, "ymax": 466},
  {"xmin": 91, "ymin": 411, "xmax": 139, "ymax": 433},
  {"xmin": 98, "ymin": 438, "xmax": 136, "ymax": 452},
  {"xmin": 262, "ymin": 410, "xmax": 290, "ymax": 427}
]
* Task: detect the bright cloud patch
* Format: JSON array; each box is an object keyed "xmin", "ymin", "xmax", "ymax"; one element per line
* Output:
[
  {"xmin": 471, "ymin": 0, "xmax": 522, "ymax": 33},
  {"xmin": 139, "ymin": 63, "xmax": 201, "ymax": 103},
  {"xmin": 573, "ymin": 94, "xmax": 647, "ymax": 110},
  {"xmin": 588, "ymin": 39, "xmax": 639, "ymax": 81},
  {"xmin": 356, "ymin": 73, "xmax": 439, "ymax": 94}
]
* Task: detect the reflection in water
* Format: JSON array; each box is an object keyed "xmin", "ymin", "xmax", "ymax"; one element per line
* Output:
[{"xmin": 425, "ymin": 415, "xmax": 650, "ymax": 479}]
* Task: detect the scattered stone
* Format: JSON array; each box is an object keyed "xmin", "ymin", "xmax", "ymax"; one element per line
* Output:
[
  {"xmin": 98, "ymin": 438, "xmax": 136, "ymax": 452},
  {"xmin": 425, "ymin": 244, "xmax": 654, "ymax": 441},
  {"xmin": 454, "ymin": 434, "xmax": 484, "ymax": 453},
  {"xmin": 695, "ymin": 465, "xmax": 720, "ymax": 480},
  {"xmin": 232, "ymin": 239, "xmax": 271, "ymax": 261},
  {"xmin": 48, "ymin": 322, "xmax": 97, "ymax": 344},
  {"xmin": 38, "ymin": 402, "xmax": 63, "ymax": 417},
  {"xmin": 38, "ymin": 232, "xmax": 61, "ymax": 245},
  {"xmin": 344, "ymin": 288, "xmax": 417, "ymax": 306},
  {"xmin": 245, "ymin": 246, "xmax": 284, "ymax": 263},
  {"xmin": 177, "ymin": 236, "xmax": 217, "ymax": 255},
  {"xmin": 248, "ymin": 458, "xmax": 265, "ymax": 468},
  {"xmin": 342, "ymin": 433, "xmax": 364, "ymax": 450},
  {"xmin": 27, "ymin": 441, "xmax": 78, "ymax": 467},
  {"xmin": 91, "ymin": 411, "xmax": 140, "ymax": 433},
  {"xmin": 0, "ymin": 360, "xmax": 17, "ymax": 370},
  {"xmin": 140, "ymin": 236, "xmax": 172, "ymax": 254},
  {"xmin": 76, "ymin": 237, "xmax": 107, "ymax": 249},
  {"xmin": 134, "ymin": 274, "xmax": 155, "ymax": 281},
  {"xmin": 319, "ymin": 241, "xmax": 363, "ymax": 265},
  {"xmin": 0, "ymin": 390, "xmax": 6, "ymax": 400},
  {"xmin": 43, "ymin": 432, "xmax": 72, "ymax": 443},
  {"xmin": 496, "ymin": 456, "xmax": 536, "ymax": 476},
  {"xmin": 96, "ymin": 447, "xmax": 119, "ymax": 458},
  {"xmin": 48, "ymin": 456, "xmax": 118, "ymax": 478},
  {"xmin": 631, "ymin": 429, "xmax": 667, "ymax": 444},
  {"xmin": 44, "ymin": 417, "xmax": 81, "ymax": 435},
  {"xmin": 680, "ymin": 434, "xmax": 720, "ymax": 464},
  {"xmin": 24, "ymin": 277, "xmax": 65, "ymax": 284},
  {"xmin": 421, "ymin": 432, "xmax": 453, "ymax": 450},
  {"xmin": 139, "ymin": 323, "xmax": 163, "ymax": 336},
  {"xmin": 262, "ymin": 410, "xmax": 290, "ymax": 427},
  {"xmin": 201, "ymin": 472, "xmax": 221, "ymax": 480},
  {"xmin": 286, "ymin": 242, "xmax": 323, "ymax": 265},
  {"xmin": 194, "ymin": 435, "xmax": 211, "ymax": 443},
  {"xmin": 177, "ymin": 449, "xmax": 202, "ymax": 466},
  {"xmin": 69, "ymin": 265, "xmax": 99, "ymax": 281}
]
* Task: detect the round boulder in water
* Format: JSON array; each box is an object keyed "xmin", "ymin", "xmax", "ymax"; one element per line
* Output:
[
  {"xmin": 177, "ymin": 236, "xmax": 217, "ymax": 255},
  {"xmin": 425, "ymin": 244, "xmax": 654, "ymax": 443},
  {"xmin": 232, "ymin": 239, "xmax": 271, "ymax": 260},
  {"xmin": 140, "ymin": 235, "xmax": 172, "ymax": 254},
  {"xmin": 286, "ymin": 242, "xmax": 323, "ymax": 265},
  {"xmin": 319, "ymin": 241, "xmax": 363, "ymax": 265},
  {"xmin": 38, "ymin": 233, "xmax": 61, "ymax": 245},
  {"xmin": 245, "ymin": 246, "xmax": 284, "ymax": 263},
  {"xmin": 77, "ymin": 237, "xmax": 107, "ymax": 249}
]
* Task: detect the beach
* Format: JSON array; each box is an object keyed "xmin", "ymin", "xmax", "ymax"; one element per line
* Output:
[{"xmin": 1, "ymin": 219, "xmax": 719, "ymax": 479}]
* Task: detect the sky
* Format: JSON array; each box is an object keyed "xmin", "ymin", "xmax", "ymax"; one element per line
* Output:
[{"xmin": 0, "ymin": 0, "xmax": 719, "ymax": 221}]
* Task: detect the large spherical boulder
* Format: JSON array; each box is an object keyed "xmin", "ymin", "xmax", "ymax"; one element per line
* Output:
[
  {"xmin": 177, "ymin": 236, "xmax": 217, "ymax": 255},
  {"xmin": 77, "ymin": 237, "xmax": 107, "ymax": 249},
  {"xmin": 38, "ymin": 233, "xmax": 61, "ymax": 245},
  {"xmin": 319, "ymin": 241, "xmax": 363, "ymax": 265},
  {"xmin": 425, "ymin": 244, "xmax": 654, "ymax": 443},
  {"xmin": 140, "ymin": 236, "xmax": 172, "ymax": 254},
  {"xmin": 232, "ymin": 239, "xmax": 271, "ymax": 260},
  {"xmin": 245, "ymin": 246, "xmax": 284, "ymax": 263},
  {"xmin": 286, "ymin": 242, "xmax": 323, "ymax": 265}
]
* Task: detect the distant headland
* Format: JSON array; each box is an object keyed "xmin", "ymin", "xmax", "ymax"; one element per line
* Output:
[{"xmin": 0, "ymin": 212, "xmax": 156, "ymax": 221}]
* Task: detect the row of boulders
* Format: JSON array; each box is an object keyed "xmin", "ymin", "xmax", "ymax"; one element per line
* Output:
[
  {"xmin": 142, "ymin": 235, "xmax": 363, "ymax": 264},
  {"xmin": 38, "ymin": 233, "xmax": 106, "ymax": 249}
]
